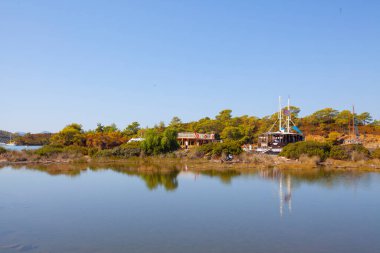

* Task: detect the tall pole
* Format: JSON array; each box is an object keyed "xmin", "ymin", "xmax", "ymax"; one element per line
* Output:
[
  {"xmin": 278, "ymin": 96, "xmax": 282, "ymax": 132},
  {"xmin": 287, "ymin": 97, "xmax": 290, "ymax": 133},
  {"xmin": 352, "ymin": 105, "xmax": 356, "ymax": 138}
]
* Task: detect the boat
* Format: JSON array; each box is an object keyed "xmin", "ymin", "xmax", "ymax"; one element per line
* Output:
[
  {"xmin": 343, "ymin": 106, "xmax": 362, "ymax": 145},
  {"xmin": 256, "ymin": 97, "xmax": 304, "ymax": 154}
]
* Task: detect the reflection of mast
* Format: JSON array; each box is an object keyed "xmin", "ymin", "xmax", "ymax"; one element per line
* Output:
[
  {"xmin": 279, "ymin": 174, "xmax": 293, "ymax": 217},
  {"xmin": 279, "ymin": 175, "xmax": 283, "ymax": 217},
  {"xmin": 285, "ymin": 175, "xmax": 292, "ymax": 213}
]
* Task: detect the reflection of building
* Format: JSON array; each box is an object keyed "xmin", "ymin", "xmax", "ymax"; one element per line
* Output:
[{"xmin": 177, "ymin": 132, "xmax": 216, "ymax": 147}]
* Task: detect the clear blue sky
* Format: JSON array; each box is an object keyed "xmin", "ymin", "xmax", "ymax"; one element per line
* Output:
[{"xmin": 1, "ymin": 0, "xmax": 379, "ymax": 133}]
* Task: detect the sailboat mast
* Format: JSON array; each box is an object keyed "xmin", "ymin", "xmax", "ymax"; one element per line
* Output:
[
  {"xmin": 352, "ymin": 105, "xmax": 357, "ymax": 138},
  {"xmin": 287, "ymin": 97, "xmax": 290, "ymax": 133},
  {"xmin": 278, "ymin": 96, "xmax": 282, "ymax": 132}
]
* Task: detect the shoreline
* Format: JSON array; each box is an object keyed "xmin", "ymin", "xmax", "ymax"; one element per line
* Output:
[{"xmin": 1, "ymin": 155, "xmax": 380, "ymax": 172}]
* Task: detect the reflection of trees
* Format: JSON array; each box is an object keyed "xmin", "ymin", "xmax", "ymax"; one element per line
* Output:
[
  {"xmin": 199, "ymin": 170, "xmax": 242, "ymax": 184},
  {"xmin": 140, "ymin": 170, "xmax": 179, "ymax": 191},
  {"xmin": 1, "ymin": 163, "xmax": 373, "ymax": 192},
  {"xmin": 1, "ymin": 163, "xmax": 181, "ymax": 191}
]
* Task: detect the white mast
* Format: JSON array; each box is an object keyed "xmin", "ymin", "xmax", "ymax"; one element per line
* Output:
[
  {"xmin": 278, "ymin": 96, "xmax": 282, "ymax": 132},
  {"xmin": 287, "ymin": 97, "xmax": 290, "ymax": 133}
]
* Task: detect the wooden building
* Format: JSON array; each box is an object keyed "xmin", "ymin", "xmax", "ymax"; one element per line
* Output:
[{"xmin": 177, "ymin": 132, "xmax": 216, "ymax": 147}]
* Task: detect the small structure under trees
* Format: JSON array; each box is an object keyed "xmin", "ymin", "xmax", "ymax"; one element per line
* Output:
[{"xmin": 177, "ymin": 132, "xmax": 216, "ymax": 147}]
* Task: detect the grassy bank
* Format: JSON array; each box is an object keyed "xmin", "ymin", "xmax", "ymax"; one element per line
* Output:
[{"xmin": 1, "ymin": 145, "xmax": 380, "ymax": 172}]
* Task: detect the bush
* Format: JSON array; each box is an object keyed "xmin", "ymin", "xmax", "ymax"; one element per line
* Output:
[
  {"xmin": 330, "ymin": 145, "xmax": 350, "ymax": 160},
  {"xmin": 113, "ymin": 142, "xmax": 141, "ymax": 158},
  {"xmin": 329, "ymin": 144, "xmax": 370, "ymax": 161},
  {"xmin": 63, "ymin": 145, "xmax": 89, "ymax": 155},
  {"xmin": 93, "ymin": 149, "xmax": 114, "ymax": 158},
  {"xmin": 92, "ymin": 142, "xmax": 141, "ymax": 158},
  {"xmin": 195, "ymin": 140, "xmax": 243, "ymax": 157},
  {"xmin": 0, "ymin": 146, "xmax": 7, "ymax": 154},
  {"xmin": 279, "ymin": 141, "xmax": 331, "ymax": 161},
  {"xmin": 372, "ymin": 148, "xmax": 380, "ymax": 159},
  {"xmin": 34, "ymin": 145, "xmax": 64, "ymax": 156}
]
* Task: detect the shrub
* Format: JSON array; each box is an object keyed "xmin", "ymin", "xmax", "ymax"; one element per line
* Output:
[
  {"xmin": 113, "ymin": 142, "xmax": 141, "ymax": 158},
  {"xmin": 372, "ymin": 148, "xmax": 380, "ymax": 159},
  {"xmin": 93, "ymin": 149, "xmax": 114, "ymax": 158},
  {"xmin": 329, "ymin": 144, "xmax": 370, "ymax": 161},
  {"xmin": 92, "ymin": 142, "xmax": 141, "ymax": 158},
  {"xmin": 34, "ymin": 145, "xmax": 64, "ymax": 156},
  {"xmin": 0, "ymin": 146, "xmax": 7, "ymax": 154},
  {"xmin": 63, "ymin": 145, "xmax": 89, "ymax": 155},
  {"xmin": 279, "ymin": 141, "xmax": 331, "ymax": 161},
  {"xmin": 195, "ymin": 140, "xmax": 243, "ymax": 157},
  {"xmin": 330, "ymin": 145, "xmax": 350, "ymax": 160}
]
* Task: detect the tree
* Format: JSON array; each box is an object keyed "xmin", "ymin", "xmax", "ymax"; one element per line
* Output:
[
  {"xmin": 169, "ymin": 116, "xmax": 182, "ymax": 129},
  {"xmin": 311, "ymin": 108, "xmax": 339, "ymax": 124},
  {"xmin": 141, "ymin": 128, "xmax": 179, "ymax": 155},
  {"xmin": 95, "ymin": 123, "xmax": 104, "ymax": 133},
  {"xmin": 216, "ymin": 109, "xmax": 232, "ymax": 122},
  {"xmin": 123, "ymin": 122, "xmax": 141, "ymax": 137},
  {"xmin": 335, "ymin": 110, "xmax": 352, "ymax": 127},
  {"xmin": 220, "ymin": 126, "xmax": 244, "ymax": 141},
  {"xmin": 50, "ymin": 123, "xmax": 85, "ymax": 146},
  {"xmin": 103, "ymin": 123, "xmax": 118, "ymax": 133},
  {"xmin": 356, "ymin": 112, "xmax": 373, "ymax": 125}
]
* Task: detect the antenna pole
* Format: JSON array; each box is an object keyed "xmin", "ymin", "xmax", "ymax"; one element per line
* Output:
[{"xmin": 278, "ymin": 96, "xmax": 282, "ymax": 132}]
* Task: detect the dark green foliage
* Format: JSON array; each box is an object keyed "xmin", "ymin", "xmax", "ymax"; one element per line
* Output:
[
  {"xmin": 279, "ymin": 141, "xmax": 331, "ymax": 161},
  {"xmin": 141, "ymin": 129, "xmax": 179, "ymax": 155},
  {"xmin": 345, "ymin": 144, "xmax": 371, "ymax": 158},
  {"xmin": 0, "ymin": 146, "xmax": 7, "ymax": 154},
  {"xmin": 113, "ymin": 142, "xmax": 141, "ymax": 157},
  {"xmin": 35, "ymin": 145, "xmax": 64, "ymax": 156},
  {"xmin": 329, "ymin": 145, "xmax": 350, "ymax": 160},
  {"xmin": 196, "ymin": 141, "xmax": 242, "ymax": 157},
  {"xmin": 281, "ymin": 142, "xmax": 371, "ymax": 161},
  {"xmin": 62, "ymin": 146, "xmax": 89, "ymax": 156},
  {"xmin": 331, "ymin": 144, "xmax": 371, "ymax": 161},
  {"xmin": 92, "ymin": 142, "xmax": 141, "ymax": 158},
  {"xmin": 372, "ymin": 148, "xmax": 380, "ymax": 159}
]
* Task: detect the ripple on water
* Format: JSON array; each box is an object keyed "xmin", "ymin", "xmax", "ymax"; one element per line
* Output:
[{"xmin": 0, "ymin": 243, "xmax": 38, "ymax": 252}]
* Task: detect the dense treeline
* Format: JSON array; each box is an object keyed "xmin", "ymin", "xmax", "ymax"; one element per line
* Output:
[
  {"xmin": 15, "ymin": 133, "xmax": 52, "ymax": 146},
  {"xmin": 2, "ymin": 107, "xmax": 380, "ymax": 159}
]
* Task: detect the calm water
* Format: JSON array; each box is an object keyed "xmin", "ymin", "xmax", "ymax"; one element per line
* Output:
[
  {"xmin": 0, "ymin": 144, "xmax": 42, "ymax": 151},
  {"xmin": 0, "ymin": 164, "xmax": 379, "ymax": 253}
]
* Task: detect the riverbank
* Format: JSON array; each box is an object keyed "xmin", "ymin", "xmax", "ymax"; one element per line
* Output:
[{"xmin": 1, "ymin": 149, "xmax": 380, "ymax": 172}]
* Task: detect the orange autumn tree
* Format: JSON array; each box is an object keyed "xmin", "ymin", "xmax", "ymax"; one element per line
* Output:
[{"xmin": 86, "ymin": 123, "xmax": 127, "ymax": 149}]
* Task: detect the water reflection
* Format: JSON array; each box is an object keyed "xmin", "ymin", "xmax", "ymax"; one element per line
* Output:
[
  {"xmin": 0, "ymin": 164, "xmax": 379, "ymax": 253},
  {"xmin": 0, "ymin": 163, "xmax": 369, "ymax": 194}
]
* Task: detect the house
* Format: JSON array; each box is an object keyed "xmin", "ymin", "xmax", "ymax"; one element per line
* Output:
[{"xmin": 177, "ymin": 132, "xmax": 216, "ymax": 147}]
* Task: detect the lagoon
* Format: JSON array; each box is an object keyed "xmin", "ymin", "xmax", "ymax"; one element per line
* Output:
[
  {"xmin": 0, "ymin": 165, "xmax": 379, "ymax": 253},
  {"xmin": 0, "ymin": 144, "xmax": 42, "ymax": 151}
]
